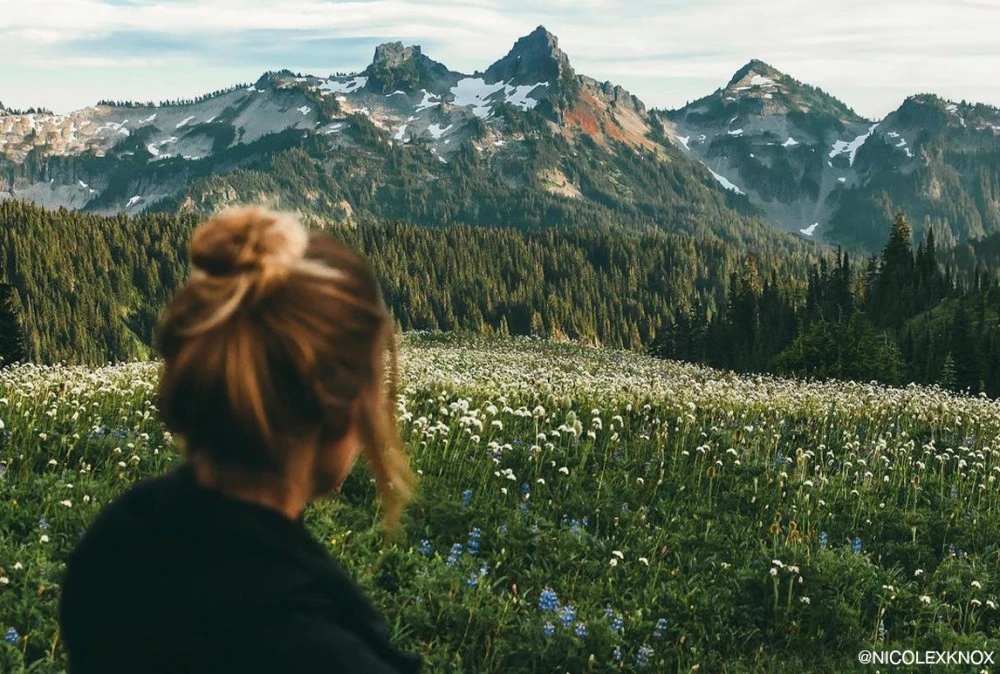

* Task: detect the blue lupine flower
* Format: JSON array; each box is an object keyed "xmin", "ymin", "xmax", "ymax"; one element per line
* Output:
[
  {"xmin": 852, "ymin": 537, "xmax": 862, "ymax": 554},
  {"xmin": 465, "ymin": 573, "xmax": 479, "ymax": 587},
  {"xmin": 38, "ymin": 518, "xmax": 50, "ymax": 531},
  {"xmin": 636, "ymin": 644, "xmax": 654, "ymax": 667},
  {"xmin": 4, "ymin": 627, "xmax": 19, "ymax": 645},
  {"xmin": 418, "ymin": 539, "xmax": 432, "ymax": 556},
  {"xmin": 479, "ymin": 563, "xmax": 488, "ymax": 577},
  {"xmin": 542, "ymin": 622, "xmax": 555, "ymax": 638},
  {"xmin": 818, "ymin": 532, "xmax": 828, "ymax": 549},
  {"xmin": 957, "ymin": 548, "xmax": 964, "ymax": 559},
  {"xmin": 466, "ymin": 528, "xmax": 481, "ymax": 556},
  {"xmin": 529, "ymin": 522, "xmax": 539, "ymax": 533},
  {"xmin": 573, "ymin": 621, "xmax": 587, "ymax": 638},
  {"xmin": 570, "ymin": 519, "xmax": 582, "ymax": 537},
  {"xmin": 612, "ymin": 646, "xmax": 622, "ymax": 663},
  {"xmin": 582, "ymin": 516, "xmax": 589, "ymax": 528},
  {"xmin": 653, "ymin": 618, "xmax": 668, "ymax": 638},
  {"xmin": 611, "ymin": 615, "xmax": 624, "ymax": 633},
  {"xmin": 603, "ymin": 604, "xmax": 614, "ymax": 620},
  {"xmin": 519, "ymin": 502, "xmax": 529, "ymax": 515},
  {"xmin": 950, "ymin": 485, "xmax": 959, "ymax": 499},
  {"xmin": 620, "ymin": 502, "xmax": 630, "ymax": 513},
  {"xmin": 498, "ymin": 524, "xmax": 508, "ymax": 536},
  {"xmin": 774, "ymin": 450, "xmax": 785, "ymax": 466},
  {"xmin": 948, "ymin": 543, "xmax": 956, "ymax": 556},
  {"xmin": 538, "ymin": 587, "xmax": 559, "ymax": 611},
  {"xmin": 461, "ymin": 489, "xmax": 473, "ymax": 508},
  {"xmin": 559, "ymin": 605, "xmax": 576, "ymax": 629},
  {"xmin": 521, "ymin": 482, "xmax": 531, "ymax": 499},
  {"xmin": 446, "ymin": 543, "xmax": 463, "ymax": 567}
]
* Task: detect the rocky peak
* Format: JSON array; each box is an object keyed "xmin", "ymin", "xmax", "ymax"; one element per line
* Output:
[
  {"xmin": 364, "ymin": 41, "xmax": 457, "ymax": 93},
  {"xmin": 481, "ymin": 25, "xmax": 574, "ymax": 86},
  {"xmin": 726, "ymin": 59, "xmax": 785, "ymax": 90}
]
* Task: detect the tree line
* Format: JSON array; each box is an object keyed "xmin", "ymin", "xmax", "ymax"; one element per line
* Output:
[
  {"xmin": 649, "ymin": 212, "xmax": 1000, "ymax": 396},
  {"xmin": 0, "ymin": 199, "xmax": 814, "ymax": 366}
]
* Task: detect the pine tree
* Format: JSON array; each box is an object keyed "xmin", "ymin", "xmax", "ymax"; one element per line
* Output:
[
  {"xmin": 939, "ymin": 352, "xmax": 957, "ymax": 391},
  {"xmin": 0, "ymin": 282, "xmax": 26, "ymax": 366},
  {"xmin": 873, "ymin": 211, "xmax": 916, "ymax": 327}
]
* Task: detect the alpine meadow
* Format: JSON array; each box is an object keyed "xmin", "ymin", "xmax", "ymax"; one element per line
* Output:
[{"xmin": 2, "ymin": 13, "xmax": 1000, "ymax": 674}]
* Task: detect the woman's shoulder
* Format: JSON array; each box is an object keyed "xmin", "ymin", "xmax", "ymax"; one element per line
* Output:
[{"xmin": 67, "ymin": 465, "xmax": 183, "ymax": 558}]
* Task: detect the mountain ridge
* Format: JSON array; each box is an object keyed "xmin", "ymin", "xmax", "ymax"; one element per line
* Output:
[{"xmin": 1, "ymin": 27, "xmax": 998, "ymax": 253}]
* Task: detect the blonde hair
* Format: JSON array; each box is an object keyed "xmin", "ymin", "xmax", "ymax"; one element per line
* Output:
[{"xmin": 154, "ymin": 206, "xmax": 416, "ymax": 538}]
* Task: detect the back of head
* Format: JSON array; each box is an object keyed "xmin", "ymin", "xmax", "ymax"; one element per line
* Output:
[{"xmin": 155, "ymin": 206, "xmax": 415, "ymax": 534}]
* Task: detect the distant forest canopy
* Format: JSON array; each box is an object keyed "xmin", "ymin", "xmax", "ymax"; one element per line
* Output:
[
  {"xmin": 95, "ymin": 83, "xmax": 255, "ymax": 109},
  {"xmin": 0, "ymin": 201, "xmax": 997, "ymax": 399},
  {"xmin": 0, "ymin": 199, "xmax": 816, "ymax": 366},
  {"xmin": 650, "ymin": 212, "xmax": 1000, "ymax": 397}
]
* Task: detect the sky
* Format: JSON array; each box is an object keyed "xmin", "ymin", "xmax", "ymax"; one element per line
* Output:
[{"xmin": 1, "ymin": 0, "xmax": 999, "ymax": 120}]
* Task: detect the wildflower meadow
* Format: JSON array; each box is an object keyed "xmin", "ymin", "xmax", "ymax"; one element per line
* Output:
[{"xmin": 1, "ymin": 332, "xmax": 998, "ymax": 673}]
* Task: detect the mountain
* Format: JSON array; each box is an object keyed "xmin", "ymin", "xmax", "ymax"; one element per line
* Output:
[
  {"xmin": 661, "ymin": 59, "xmax": 876, "ymax": 241},
  {"xmin": 660, "ymin": 62, "xmax": 1000, "ymax": 249},
  {"xmin": 482, "ymin": 25, "xmax": 573, "ymax": 85},
  {"xmin": 825, "ymin": 94, "xmax": 1000, "ymax": 249},
  {"xmin": 0, "ymin": 26, "xmax": 811, "ymax": 257},
  {"xmin": 3, "ymin": 29, "xmax": 997, "ymax": 255}
]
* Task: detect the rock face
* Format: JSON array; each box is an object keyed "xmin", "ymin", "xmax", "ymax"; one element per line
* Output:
[
  {"xmin": 364, "ymin": 42, "xmax": 461, "ymax": 94},
  {"xmin": 481, "ymin": 26, "xmax": 574, "ymax": 87}
]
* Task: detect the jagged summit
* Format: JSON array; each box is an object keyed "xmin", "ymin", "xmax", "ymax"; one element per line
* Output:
[
  {"xmin": 363, "ymin": 41, "xmax": 460, "ymax": 93},
  {"xmin": 726, "ymin": 59, "xmax": 786, "ymax": 89},
  {"xmin": 481, "ymin": 25, "xmax": 574, "ymax": 86}
]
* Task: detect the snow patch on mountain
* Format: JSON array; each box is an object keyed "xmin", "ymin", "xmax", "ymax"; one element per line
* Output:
[
  {"xmin": 800, "ymin": 222, "xmax": 819, "ymax": 236},
  {"xmin": 782, "ymin": 137, "xmax": 799, "ymax": 147},
  {"xmin": 414, "ymin": 89, "xmax": 442, "ymax": 112},
  {"xmin": 708, "ymin": 168, "xmax": 745, "ymax": 195},
  {"xmin": 829, "ymin": 123, "xmax": 878, "ymax": 166},
  {"xmin": 449, "ymin": 78, "xmax": 544, "ymax": 118},
  {"xmin": 319, "ymin": 76, "xmax": 368, "ymax": 94},
  {"xmin": 427, "ymin": 123, "xmax": 453, "ymax": 139}
]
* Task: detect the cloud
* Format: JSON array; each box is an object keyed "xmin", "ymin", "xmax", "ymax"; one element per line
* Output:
[{"xmin": 0, "ymin": 0, "xmax": 997, "ymax": 117}]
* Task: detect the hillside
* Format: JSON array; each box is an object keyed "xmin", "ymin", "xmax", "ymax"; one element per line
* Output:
[{"xmin": 0, "ymin": 199, "xmax": 817, "ymax": 365}]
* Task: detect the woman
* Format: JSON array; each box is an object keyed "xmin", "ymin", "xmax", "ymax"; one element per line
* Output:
[{"xmin": 58, "ymin": 206, "xmax": 422, "ymax": 674}]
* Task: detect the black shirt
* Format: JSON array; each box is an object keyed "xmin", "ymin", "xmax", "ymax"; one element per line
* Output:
[{"xmin": 59, "ymin": 461, "xmax": 423, "ymax": 674}]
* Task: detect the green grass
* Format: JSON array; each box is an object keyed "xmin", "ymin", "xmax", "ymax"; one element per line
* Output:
[{"xmin": 1, "ymin": 332, "xmax": 998, "ymax": 673}]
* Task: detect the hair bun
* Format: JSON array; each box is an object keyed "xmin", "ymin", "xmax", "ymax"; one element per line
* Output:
[{"xmin": 190, "ymin": 206, "xmax": 309, "ymax": 283}]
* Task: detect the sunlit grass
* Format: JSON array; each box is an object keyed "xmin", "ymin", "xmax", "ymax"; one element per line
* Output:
[{"xmin": 1, "ymin": 331, "xmax": 998, "ymax": 672}]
